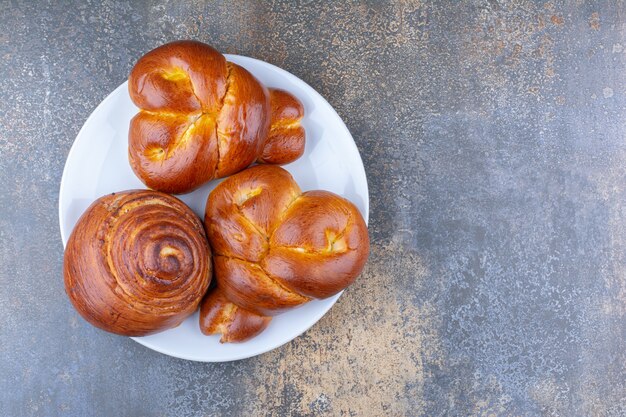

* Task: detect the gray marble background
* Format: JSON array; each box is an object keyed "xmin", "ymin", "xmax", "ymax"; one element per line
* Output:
[{"xmin": 1, "ymin": 1, "xmax": 624, "ymax": 416}]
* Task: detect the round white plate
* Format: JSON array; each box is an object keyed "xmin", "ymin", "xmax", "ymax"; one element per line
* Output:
[{"xmin": 59, "ymin": 54, "xmax": 369, "ymax": 362}]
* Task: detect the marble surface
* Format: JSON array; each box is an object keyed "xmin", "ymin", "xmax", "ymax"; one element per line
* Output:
[{"xmin": 0, "ymin": 1, "xmax": 624, "ymax": 416}]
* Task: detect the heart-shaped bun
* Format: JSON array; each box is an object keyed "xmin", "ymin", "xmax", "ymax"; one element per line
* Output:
[
  {"xmin": 63, "ymin": 190, "xmax": 212, "ymax": 336},
  {"xmin": 200, "ymin": 165, "xmax": 369, "ymax": 342},
  {"xmin": 128, "ymin": 40, "xmax": 305, "ymax": 194}
]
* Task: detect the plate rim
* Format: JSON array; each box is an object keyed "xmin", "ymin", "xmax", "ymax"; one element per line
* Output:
[{"xmin": 58, "ymin": 54, "xmax": 369, "ymax": 362}]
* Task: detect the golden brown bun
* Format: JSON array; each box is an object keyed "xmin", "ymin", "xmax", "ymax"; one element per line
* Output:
[
  {"xmin": 200, "ymin": 287, "xmax": 271, "ymax": 343},
  {"xmin": 258, "ymin": 89, "xmax": 305, "ymax": 164},
  {"xmin": 63, "ymin": 190, "xmax": 212, "ymax": 336},
  {"xmin": 128, "ymin": 40, "xmax": 305, "ymax": 194},
  {"xmin": 201, "ymin": 165, "xmax": 369, "ymax": 342}
]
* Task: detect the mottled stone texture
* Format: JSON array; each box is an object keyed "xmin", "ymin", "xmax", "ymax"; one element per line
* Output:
[{"xmin": 0, "ymin": 0, "xmax": 624, "ymax": 416}]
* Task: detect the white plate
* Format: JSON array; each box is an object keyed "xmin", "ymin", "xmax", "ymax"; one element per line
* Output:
[{"xmin": 59, "ymin": 54, "xmax": 369, "ymax": 362}]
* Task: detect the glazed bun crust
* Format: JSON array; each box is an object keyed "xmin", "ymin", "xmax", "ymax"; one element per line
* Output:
[
  {"xmin": 200, "ymin": 165, "xmax": 369, "ymax": 342},
  {"xmin": 128, "ymin": 41, "xmax": 306, "ymax": 194},
  {"xmin": 63, "ymin": 190, "xmax": 212, "ymax": 336},
  {"xmin": 258, "ymin": 89, "xmax": 305, "ymax": 165}
]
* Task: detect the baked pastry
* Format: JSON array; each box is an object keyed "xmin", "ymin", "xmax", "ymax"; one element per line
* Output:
[
  {"xmin": 128, "ymin": 40, "xmax": 305, "ymax": 194},
  {"xmin": 258, "ymin": 89, "xmax": 305, "ymax": 164},
  {"xmin": 200, "ymin": 165, "xmax": 369, "ymax": 342},
  {"xmin": 63, "ymin": 190, "xmax": 212, "ymax": 336}
]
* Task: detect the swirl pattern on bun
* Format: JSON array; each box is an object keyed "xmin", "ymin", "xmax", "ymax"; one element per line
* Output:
[{"xmin": 63, "ymin": 190, "xmax": 212, "ymax": 336}]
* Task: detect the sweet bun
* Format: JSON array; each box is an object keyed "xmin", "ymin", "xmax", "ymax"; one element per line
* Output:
[
  {"xmin": 128, "ymin": 40, "xmax": 305, "ymax": 194},
  {"xmin": 200, "ymin": 165, "xmax": 369, "ymax": 342},
  {"xmin": 63, "ymin": 190, "xmax": 212, "ymax": 336},
  {"xmin": 258, "ymin": 88, "xmax": 306, "ymax": 164}
]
